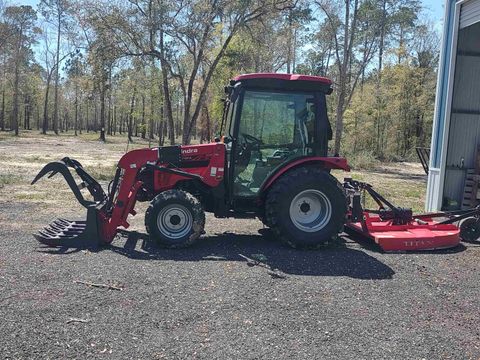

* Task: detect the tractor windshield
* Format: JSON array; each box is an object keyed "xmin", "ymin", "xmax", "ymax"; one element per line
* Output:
[
  {"xmin": 240, "ymin": 90, "xmax": 316, "ymax": 151},
  {"xmin": 233, "ymin": 90, "xmax": 321, "ymax": 197}
]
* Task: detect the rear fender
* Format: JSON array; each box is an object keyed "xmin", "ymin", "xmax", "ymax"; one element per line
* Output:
[{"xmin": 259, "ymin": 157, "xmax": 350, "ymax": 196}]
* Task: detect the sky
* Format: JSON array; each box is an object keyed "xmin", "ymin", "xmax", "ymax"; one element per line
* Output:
[{"xmin": 422, "ymin": 0, "xmax": 446, "ymax": 30}]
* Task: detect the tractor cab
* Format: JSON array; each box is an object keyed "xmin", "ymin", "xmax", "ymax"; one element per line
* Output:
[{"xmin": 220, "ymin": 73, "xmax": 334, "ymax": 203}]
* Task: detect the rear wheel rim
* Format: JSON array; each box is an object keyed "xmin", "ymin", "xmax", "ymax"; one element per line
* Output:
[
  {"xmin": 289, "ymin": 189, "xmax": 332, "ymax": 232},
  {"xmin": 157, "ymin": 204, "xmax": 193, "ymax": 240}
]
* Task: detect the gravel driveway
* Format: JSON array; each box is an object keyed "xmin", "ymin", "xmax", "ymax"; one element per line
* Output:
[
  {"xmin": 1, "ymin": 199, "xmax": 480, "ymax": 359},
  {"xmin": 1, "ymin": 134, "xmax": 480, "ymax": 359}
]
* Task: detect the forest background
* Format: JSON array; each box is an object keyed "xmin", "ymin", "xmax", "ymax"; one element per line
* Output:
[{"xmin": 0, "ymin": 0, "xmax": 444, "ymax": 166}]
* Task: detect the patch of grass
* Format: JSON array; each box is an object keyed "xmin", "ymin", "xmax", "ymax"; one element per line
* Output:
[
  {"xmin": 78, "ymin": 132, "xmax": 103, "ymax": 142},
  {"xmin": 0, "ymin": 174, "xmax": 22, "ymax": 189},
  {"xmin": 26, "ymin": 155, "xmax": 51, "ymax": 163},
  {"xmin": 346, "ymin": 151, "xmax": 380, "ymax": 171},
  {"xmin": 15, "ymin": 192, "xmax": 50, "ymax": 201},
  {"xmin": 86, "ymin": 163, "xmax": 117, "ymax": 181}
]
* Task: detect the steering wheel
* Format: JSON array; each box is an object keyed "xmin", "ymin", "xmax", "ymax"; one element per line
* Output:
[
  {"xmin": 235, "ymin": 133, "xmax": 263, "ymax": 171},
  {"xmin": 241, "ymin": 133, "xmax": 263, "ymax": 146}
]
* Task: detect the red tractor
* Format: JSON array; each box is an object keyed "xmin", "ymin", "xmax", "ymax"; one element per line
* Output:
[
  {"xmin": 32, "ymin": 73, "xmax": 350, "ymax": 249},
  {"xmin": 31, "ymin": 73, "xmax": 469, "ymax": 251}
]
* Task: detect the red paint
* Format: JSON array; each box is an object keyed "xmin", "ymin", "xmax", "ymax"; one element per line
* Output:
[
  {"xmin": 233, "ymin": 73, "xmax": 332, "ymax": 85},
  {"xmin": 100, "ymin": 143, "xmax": 226, "ymax": 243},
  {"xmin": 261, "ymin": 157, "xmax": 350, "ymax": 193},
  {"xmin": 154, "ymin": 143, "xmax": 226, "ymax": 191},
  {"xmin": 346, "ymin": 213, "xmax": 460, "ymax": 252}
]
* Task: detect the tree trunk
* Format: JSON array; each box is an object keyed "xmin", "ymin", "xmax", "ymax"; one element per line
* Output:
[
  {"xmin": 79, "ymin": 103, "xmax": 83, "ymax": 134},
  {"xmin": 157, "ymin": 24, "xmax": 176, "ymax": 145},
  {"xmin": 36, "ymin": 104, "xmax": 40, "ymax": 130},
  {"xmin": 183, "ymin": 33, "xmax": 235, "ymax": 144},
  {"xmin": 334, "ymin": 84, "xmax": 346, "ymax": 156},
  {"xmin": 286, "ymin": 10, "xmax": 292, "ymax": 73},
  {"xmin": 74, "ymin": 82, "xmax": 78, "ymax": 136},
  {"xmin": 149, "ymin": 63, "xmax": 155, "ymax": 140},
  {"xmin": 158, "ymin": 104, "xmax": 165, "ymax": 146},
  {"xmin": 205, "ymin": 105, "xmax": 211, "ymax": 142},
  {"xmin": 141, "ymin": 94, "xmax": 146, "ymax": 139},
  {"xmin": 113, "ymin": 105, "xmax": 117, "ymax": 135},
  {"xmin": 86, "ymin": 100, "xmax": 90, "ymax": 132},
  {"xmin": 0, "ymin": 87, "xmax": 5, "ymax": 131},
  {"xmin": 52, "ymin": 13, "xmax": 61, "ymax": 135},
  {"xmin": 128, "ymin": 87, "xmax": 136, "ymax": 142},
  {"xmin": 24, "ymin": 94, "xmax": 30, "ymax": 130},
  {"xmin": 12, "ymin": 55, "xmax": 20, "ymax": 136},
  {"xmin": 0, "ymin": 56, "xmax": 5, "ymax": 131},
  {"xmin": 94, "ymin": 100, "xmax": 98, "ymax": 132},
  {"xmin": 99, "ymin": 84, "xmax": 106, "ymax": 141},
  {"xmin": 378, "ymin": 0, "xmax": 386, "ymax": 76}
]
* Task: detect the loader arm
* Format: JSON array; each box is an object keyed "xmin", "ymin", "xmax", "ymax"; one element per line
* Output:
[
  {"xmin": 101, "ymin": 148, "xmax": 160, "ymax": 241},
  {"xmin": 31, "ymin": 148, "xmax": 159, "ymax": 246}
]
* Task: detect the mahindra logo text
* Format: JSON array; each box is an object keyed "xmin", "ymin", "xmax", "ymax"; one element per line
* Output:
[{"xmin": 181, "ymin": 148, "xmax": 198, "ymax": 154}]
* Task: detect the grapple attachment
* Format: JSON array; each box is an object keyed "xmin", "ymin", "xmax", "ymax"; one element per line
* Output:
[
  {"xmin": 33, "ymin": 207, "xmax": 101, "ymax": 247},
  {"xmin": 31, "ymin": 158, "xmax": 108, "ymax": 248}
]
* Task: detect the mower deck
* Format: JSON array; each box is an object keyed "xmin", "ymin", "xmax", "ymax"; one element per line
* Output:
[{"xmin": 346, "ymin": 214, "xmax": 460, "ymax": 252}]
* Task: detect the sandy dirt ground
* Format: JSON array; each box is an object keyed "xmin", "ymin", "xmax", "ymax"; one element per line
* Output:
[{"xmin": 1, "ymin": 133, "xmax": 479, "ymax": 359}]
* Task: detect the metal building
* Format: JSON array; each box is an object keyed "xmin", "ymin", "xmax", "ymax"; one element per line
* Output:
[{"xmin": 427, "ymin": 0, "xmax": 480, "ymax": 211}]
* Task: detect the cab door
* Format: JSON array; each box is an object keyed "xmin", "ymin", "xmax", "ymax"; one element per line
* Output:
[{"xmin": 230, "ymin": 90, "xmax": 323, "ymax": 200}]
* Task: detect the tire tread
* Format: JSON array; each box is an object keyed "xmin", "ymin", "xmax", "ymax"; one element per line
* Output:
[
  {"xmin": 265, "ymin": 166, "xmax": 346, "ymax": 249},
  {"xmin": 145, "ymin": 189, "xmax": 205, "ymax": 248}
]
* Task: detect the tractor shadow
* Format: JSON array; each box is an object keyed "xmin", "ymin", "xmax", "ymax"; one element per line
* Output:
[{"xmin": 104, "ymin": 229, "xmax": 396, "ymax": 280}]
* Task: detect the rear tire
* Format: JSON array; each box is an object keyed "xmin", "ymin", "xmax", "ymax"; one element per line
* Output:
[
  {"xmin": 145, "ymin": 190, "xmax": 205, "ymax": 248},
  {"xmin": 459, "ymin": 217, "xmax": 480, "ymax": 242},
  {"xmin": 265, "ymin": 167, "xmax": 346, "ymax": 249}
]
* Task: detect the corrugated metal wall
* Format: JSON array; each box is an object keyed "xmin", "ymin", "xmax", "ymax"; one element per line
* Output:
[
  {"xmin": 444, "ymin": 19, "xmax": 480, "ymax": 207},
  {"xmin": 460, "ymin": 0, "xmax": 480, "ymax": 28}
]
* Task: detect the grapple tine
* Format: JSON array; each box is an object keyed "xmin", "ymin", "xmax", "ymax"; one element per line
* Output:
[
  {"xmin": 41, "ymin": 227, "xmax": 59, "ymax": 236},
  {"xmin": 34, "ymin": 207, "xmax": 102, "ymax": 249},
  {"xmin": 38, "ymin": 229, "xmax": 57, "ymax": 238},
  {"xmin": 49, "ymin": 223, "xmax": 67, "ymax": 232},
  {"xmin": 54, "ymin": 219, "xmax": 73, "ymax": 227},
  {"xmin": 50, "ymin": 220, "xmax": 69, "ymax": 227}
]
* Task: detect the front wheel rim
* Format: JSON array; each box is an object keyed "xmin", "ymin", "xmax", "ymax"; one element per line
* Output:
[
  {"xmin": 289, "ymin": 189, "xmax": 332, "ymax": 232},
  {"xmin": 157, "ymin": 204, "xmax": 193, "ymax": 240}
]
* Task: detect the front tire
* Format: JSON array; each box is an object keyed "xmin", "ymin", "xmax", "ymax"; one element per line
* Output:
[
  {"xmin": 145, "ymin": 190, "xmax": 205, "ymax": 248},
  {"xmin": 265, "ymin": 167, "xmax": 346, "ymax": 249}
]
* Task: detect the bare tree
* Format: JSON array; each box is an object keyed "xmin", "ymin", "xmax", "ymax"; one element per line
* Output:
[
  {"xmin": 317, "ymin": 0, "xmax": 378, "ymax": 155},
  {"xmin": 81, "ymin": 0, "xmax": 296, "ymax": 144},
  {"xmin": 4, "ymin": 5, "xmax": 38, "ymax": 136},
  {"xmin": 39, "ymin": 0, "xmax": 70, "ymax": 135}
]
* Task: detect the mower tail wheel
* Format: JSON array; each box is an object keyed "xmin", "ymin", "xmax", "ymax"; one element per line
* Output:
[
  {"xmin": 265, "ymin": 166, "xmax": 346, "ymax": 249},
  {"xmin": 459, "ymin": 217, "xmax": 480, "ymax": 243},
  {"xmin": 145, "ymin": 189, "xmax": 205, "ymax": 248}
]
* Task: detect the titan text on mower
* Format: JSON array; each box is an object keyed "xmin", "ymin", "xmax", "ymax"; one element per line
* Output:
[{"xmin": 31, "ymin": 73, "xmax": 480, "ymax": 251}]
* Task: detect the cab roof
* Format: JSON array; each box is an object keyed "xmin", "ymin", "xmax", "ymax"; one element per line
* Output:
[{"xmin": 232, "ymin": 73, "xmax": 333, "ymax": 94}]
